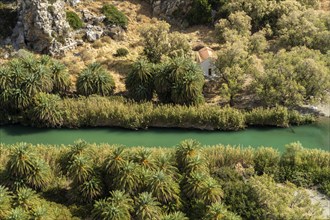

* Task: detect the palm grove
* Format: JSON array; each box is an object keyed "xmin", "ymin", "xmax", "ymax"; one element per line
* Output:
[
  {"xmin": 0, "ymin": 0, "xmax": 330, "ymax": 219},
  {"xmin": 0, "ymin": 140, "xmax": 329, "ymax": 219}
]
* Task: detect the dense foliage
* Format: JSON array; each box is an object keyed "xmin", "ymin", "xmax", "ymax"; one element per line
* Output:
[
  {"xmin": 76, "ymin": 62, "xmax": 115, "ymax": 96},
  {"xmin": 126, "ymin": 56, "xmax": 205, "ymax": 105},
  {"xmin": 0, "ymin": 141, "xmax": 328, "ymax": 219},
  {"xmin": 66, "ymin": 11, "xmax": 83, "ymax": 30},
  {"xmin": 5, "ymin": 95, "xmax": 311, "ymax": 129},
  {"xmin": 101, "ymin": 4, "xmax": 128, "ymax": 29},
  {"xmin": 0, "ymin": 54, "xmax": 71, "ymax": 115}
]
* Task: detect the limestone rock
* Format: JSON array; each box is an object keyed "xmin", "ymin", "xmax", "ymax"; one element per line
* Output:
[
  {"xmin": 11, "ymin": 0, "xmax": 76, "ymax": 56},
  {"xmin": 86, "ymin": 24, "xmax": 104, "ymax": 42},
  {"xmin": 82, "ymin": 9, "xmax": 105, "ymax": 24},
  {"xmin": 148, "ymin": 0, "xmax": 193, "ymax": 23}
]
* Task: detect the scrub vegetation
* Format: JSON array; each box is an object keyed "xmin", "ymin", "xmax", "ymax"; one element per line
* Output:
[{"xmin": 0, "ymin": 140, "xmax": 328, "ymax": 219}]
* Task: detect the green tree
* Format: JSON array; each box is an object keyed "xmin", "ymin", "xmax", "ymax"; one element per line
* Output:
[
  {"xmin": 161, "ymin": 211, "xmax": 189, "ymax": 220},
  {"xmin": 277, "ymin": 9, "xmax": 330, "ymax": 53},
  {"xmin": 112, "ymin": 161, "xmax": 141, "ymax": 194},
  {"xmin": 252, "ymin": 47, "xmax": 330, "ymax": 106},
  {"xmin": 140, "ymin": 21, "xmax": 171, "ymax": 63},
  {"xmin": 0, "ymin": 186, "xmax": 12, "ymax": 219},
  {"xmin": 214, "ymin": 41, "xmax": 250, "ymax": 106},
  {"xmin": 49, "ymin": 60, "xmax": 71, "ymax": 94},
  {"xmin": 146, "ymin": 170, "xmax": 181, "ymax": 210},
  {"xmin": 186, "ymin": 0, "xmax": 212, "ymax": 25},
  {"xmin": 5, "ymin": 144, "xmax": 51, "ymax": 191},
  {"xmin": 203, "ymin": 203, "xmax": 242, "ymax": 220},
  {"xmin": 30, "ymin": 92, "xmax": 63, "ymax": 127},
  {"xmin": 215, "ymin": 11, "xmax": 252, "ymax": 43},
  {"xmin": 76, "ymin": 63, "xmax": 115, "ymax": 96},
  {"xmin": 155, "ymin": 57, "xmax": 205, "ymax": 105},
  {"xmin": 248, "ymin": 175, "xmax": 322, "ymax": 219},
  {"xmin": 125, "ymin": 59, "xmax": 154, "ymax": 101},
  {"xmin": 135, "ymin": 192, "xmax": 163, "ymax": 220}
]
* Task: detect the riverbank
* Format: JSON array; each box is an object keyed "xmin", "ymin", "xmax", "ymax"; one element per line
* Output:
[{"xmin": 1, "ymin": 95, "xmax": 315, "ymax": 131}]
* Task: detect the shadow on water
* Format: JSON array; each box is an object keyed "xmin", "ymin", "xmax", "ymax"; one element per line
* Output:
[{"xmin": 0, "ymin": 125, "xmax": 50, "ymax": 136}]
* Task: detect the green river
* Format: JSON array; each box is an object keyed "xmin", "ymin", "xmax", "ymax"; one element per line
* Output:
[{"xmin": 0, "ymin": 118, "xmax": 329, "ymax": 152}]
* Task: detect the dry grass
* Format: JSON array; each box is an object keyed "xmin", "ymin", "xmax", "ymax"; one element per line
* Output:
[{"xmin": 62, "ymin": 0, "xmax": 217, "ymax": 94}]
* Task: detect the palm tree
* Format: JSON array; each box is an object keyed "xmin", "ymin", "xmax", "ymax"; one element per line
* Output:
[
  {"xmin": 154, "ymin": 153, "xmax": 179, "ymax": 179},
  {"xmin": 0, "ymin": 186, "xmax": 12, "ymax": 219},
  {"xmin": 112, "ymin": 161, "xmax": 140, "ymax": 194},
  {"xmin": 30, "ymin": 92, "xmax": 63, "ymax": 127},
  {"xmin": 92, "ymin": 190, "xmax": 133, "ymax": 220},
  {"xmin": 76, "ymin": 62, "xmax": 115, "ymax": 96},
  {"xmin": 24, "ymin": 158, "xmax": 51, "ymax": 191},
  {"xmin": 125, "ymin": 59, "xmax": 154, "ymax": 101},
  {"xmin": 49, "ymin": 60, "xmax": 71, "ymax": 94},
  {"xmin": 169, "ymin": 57, "xmax": 204, "ymax": 105},
  {"xmin": 6, "ymin": 144, "xmax": 36, "ymax": 178},
  {"xmin": 183, "ymin": 171, "xmax": 208, "ymax": 199},
  {"xmin": 146, "ymin": 170, "xmax": 181, "ymax": 210},
  {"xmin": 15, "ymin": 187, "xmax": 38, "ymax": 210},
  {"xmin": 161, "ymin": 211, "xmax": 189, "ymax": 220},
  {"xmin": 5, "ymin": 144, "xmax": 50, "ymax": 190},
  {"xmin": 175, "ymin": 139, "xmax": 201, "ymax": 172},
  {"xmin": 134, "ymin": 192, "xmax": 162, "ymax": 220},
  {"xmin": 184, "ymin": 154, "xmax": 208, "ymax": 175},
  {"xmin": 154, "ymin": 62, "xmax": 174, "ymax": 103},
  {"xmin": 104, "ymin": 147, "xmax": 127, "ymax": 176},
  {"xmin": 60, "ymin": 139, "xmax": 90, "ymax": 174},
  {"xmin": 133, "ymin": 149, "xmax": 156, "ymax": 170},
  {"xmin": 21, "ymin": 64, "xmax": 53, "ymax": 97},
  {"xmin": 31, "ymin": 205, "xmax": 48, "ymax": 220},
  {"xmin": 203, "ymin": 203, "xmax": 242, "ymax": 220},
  {"xmin": 6, "ymin": 207, "xmax": 29, "ymax": 220},
  {"xmin": 67, "ymin": 155, "xmax": 94, "ymax": 184},
  {"xmin": 94, "ymin": 202, "xmax": 130, "ymax": 220},
  {"xmin": 78, "ymin": 176, "xmax": 104, "ymax": 203},
  {"xmin": 109, "ymin": 190, "xmax": 133, "ymax": 212},
  {"xmin": 200, "ymin": 178, "xmax": 223, "ymax": 205}
]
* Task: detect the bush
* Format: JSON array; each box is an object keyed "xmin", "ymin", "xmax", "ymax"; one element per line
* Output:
[
  {"xmin": 115, "ymin": 48, "xmax": 129, "ymax": 57},
  {"xmin": 101, "ymin": 4, "xmax": 128, "ymax": 28},
  {"xmin": 76, "ymin": 63, "xmax": 115, "ymax": 96},
  {"xmin": 66, "ymin": 11, "xmax": 83, "ymax": 30},
  {"xmin": 186, "ymin": 0, "xmax": 212, "ymax": 26}
]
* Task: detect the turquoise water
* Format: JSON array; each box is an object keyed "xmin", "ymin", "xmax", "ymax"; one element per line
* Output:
[{"xmin": 0, "ymin": 118, "xmax": 329, "ymax": 152}]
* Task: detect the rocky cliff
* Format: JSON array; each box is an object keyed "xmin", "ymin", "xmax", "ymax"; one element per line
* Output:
[
  {"xmin": 148, "ymin": 0, "xmax": 193, "ymax": 24},
  {"xmin": 11, "ymin": 0, "xmax": 76, "ymax": 56}
]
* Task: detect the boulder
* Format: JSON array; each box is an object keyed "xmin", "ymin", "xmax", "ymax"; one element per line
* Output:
[
  {"xmin": 82, "ymin": 9, "xmax": 105, "ymax": 24},
  {"xmin": 11, "ymin": 0, "xmax": 76, "ymax": 56},
  {"xmin": 85, "ymin": 24, "xmax": 104, "ymax": 42}
]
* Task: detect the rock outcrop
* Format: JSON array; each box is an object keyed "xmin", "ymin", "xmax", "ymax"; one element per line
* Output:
[
  {"xmin": 11, "ymin": 0, "xmax": 76, "ymax": 56},
  {"xmin": 147, "ymin": 0, "xmax": 193, "ymax": 23}
]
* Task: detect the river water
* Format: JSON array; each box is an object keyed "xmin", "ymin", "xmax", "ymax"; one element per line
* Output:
[{"xmin": 0, "ymin": 118, "xmax": 329, "ymax": 152}]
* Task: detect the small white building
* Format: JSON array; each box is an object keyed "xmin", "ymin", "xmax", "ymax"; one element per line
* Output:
[{"xmin": 195, "ymin": 47, "xmax": 216, "ymax": 78}]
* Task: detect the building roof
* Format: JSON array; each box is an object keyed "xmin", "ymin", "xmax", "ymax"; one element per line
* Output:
[{"xmin": 195, "ymin": 47, "xmax": 215, "ymax": 63}]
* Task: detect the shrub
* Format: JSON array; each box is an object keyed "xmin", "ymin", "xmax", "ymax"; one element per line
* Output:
[
  {"xmin": 101, "ymin": 4, "xmax": 128, "ymax": 28},
  {"xmin": 66, "ymin": 11, "xmax": 83, "ymax": 30},
  {"xmin": 76, "ymin": 63, "xmax": 115, "ymax": 96},
  {"xmin": 115, "ymin": 48, "xmax": 129, "ymax": 57},
  {"xmin": 186, "ymin": 0, "xmax": 212, "ymax": 26}
]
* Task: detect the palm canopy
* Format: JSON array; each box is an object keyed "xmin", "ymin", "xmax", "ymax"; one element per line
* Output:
[
  {"xmin": 125, "ymin": 59, "xmax": 154, "ymax": 101},
  {"xmin": 134, "ymin": 192, "xmax": 163, "ymax": 220},
  {"xmin": 76, "ymin": 62, "xmax": 115, "ymax": 96}
]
